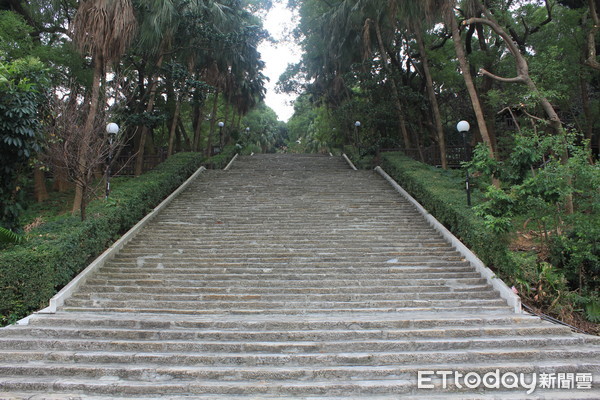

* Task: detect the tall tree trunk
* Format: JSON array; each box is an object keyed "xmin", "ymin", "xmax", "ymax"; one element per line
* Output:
[
  {"xmin": 223, "ymin": 101, "xmax": 231, "ymax": 147},
  {"xmin": 53, "ymin": 165, "xmax": 71, "ymax": 192},
  {"xmin": 192, "ymin": 102, "xmax": 205, "ymax": 152},
  {"xmin": 134, "ymin": 54, "xmax": 164, "ymax": 176},
  {"xmin": 372, "ymin": 19, "xmax": 411, "ymax": 149},
  {"xmin": 178, "ymin": 119, "xmax": 191, "ymax": 150},
  {"xmin": 167, "ymin": 96, "xmax": 182, "ymax": 157},
  {"xmin": 448, "ymin": 13, "xmax": 495, "ymax": 158},
  {"xmin": 415, "ymin": 25, "xmax": 447, "ymax": 169},
  {"xmin": 585, "ymin": 0, "xmax": 600, "ymax": 70},
  {"xmin": 33, "ymin": 166, "xmax": 48, "ymax": 203},
  {"xmin": 580, "ymin": 77, "xmax": 594, "ymax": 143},
  {"xmin": 236, "ymin": 111, "xmax": 242, "ymax": 131},
  {"xmin": 416, "ymin": 117, "xmax": 427, "ymax": 163},
  {"xmin": 72, "ymin": 57, "xmax": 103, "ymax": 216},
  {"xmin": 206, "ymin": 89, "xmax": 220, "ymax": 157},
  {"xmin": 465, "ymin": 11, "xmax": 574, "ymax": 213}
]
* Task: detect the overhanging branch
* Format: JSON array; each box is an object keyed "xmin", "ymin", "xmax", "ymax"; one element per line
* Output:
[{"xmin": 479, "ymin": 68, "xmax": 525, "ymax": 84}]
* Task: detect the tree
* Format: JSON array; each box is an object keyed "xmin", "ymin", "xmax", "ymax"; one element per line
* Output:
[
  {"xmin": 584, "ymin": 0, "xmax": 600, "ymax": 70},
  {"xmin": 241, "ymin": 102, "xmax": 282, "ymax": 153},
  {"xmin": 0, "ymin": 57, "xmax": 48, "ymax": 230},
  {"xmin": 463, "ymin": 2, "xmax": 575, "ymax": 213},
  {"xmin": 126, "ymin": 0, "xmax": 268, "ymax": 167},
  {"xmin": 71, "ymin": 0, "xmax": 136, "ymax": 215},
  {"xmin": 42, "ymin": 87, "xmax": 126, "ymax": 221}
]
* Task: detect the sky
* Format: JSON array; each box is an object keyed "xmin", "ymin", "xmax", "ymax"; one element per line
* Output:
[{"xmin": 257, "ymin": 1, "xmax": 302, "ymax": 122}]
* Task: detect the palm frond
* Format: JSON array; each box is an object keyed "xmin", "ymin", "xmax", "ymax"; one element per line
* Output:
[
  {"xmin": 0, "ymin": 227, "xmax": 24, "ymax": 245},
  {"xmin": 73, "ymin": 0, "xmax": 138, "ymax": 62}
]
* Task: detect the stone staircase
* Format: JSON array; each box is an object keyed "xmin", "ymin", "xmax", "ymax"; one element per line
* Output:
[{"xmin": 0, "ymin": 153, "xmax": 598, "ymax": 399}]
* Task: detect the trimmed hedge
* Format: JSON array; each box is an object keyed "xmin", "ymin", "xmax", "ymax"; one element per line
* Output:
[
  {"xmin": 0, "ymin": 152, "xmax": 208, "ymax": 324},
  {"xmin": 379, "ymin": 152, "xmax": 517, "ymax": 278},
  {"xmin": 205, "ymin": 144, "xmax": 239, "ymax": 169}
]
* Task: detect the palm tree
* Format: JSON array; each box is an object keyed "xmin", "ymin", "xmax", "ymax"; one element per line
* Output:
[
  {"xmin": 412, "ymin": 21, "xmax": 448, "ymax": 169},
  {"xmin": 362, "ymin": 14, "xmax": 412, "ymax": 151},
  {"xmin": 131, "ymin": 0, "xmax": 177, "ymax": 175},
  {"xmin": 72, "ymin": 0, "xmax": 137, "ymax": 218}
]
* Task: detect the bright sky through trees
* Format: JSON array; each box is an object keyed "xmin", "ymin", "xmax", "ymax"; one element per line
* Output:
[{"xmin": 258, "ymin": 1, "xmax": 301, "ymax": 122}]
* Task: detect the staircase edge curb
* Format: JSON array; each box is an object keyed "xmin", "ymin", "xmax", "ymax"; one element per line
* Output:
[
  {"xmin": 17, "ymin": 165, "xmax": 208, "ymax": 325},
  {"xmin": 374, "ymin": 166, "xmax": 522, "ymax": 314}
]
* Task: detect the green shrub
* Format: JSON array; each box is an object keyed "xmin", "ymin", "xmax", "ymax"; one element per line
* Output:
[
  {"xmin": 379, "ymin": 152, "xmax": 517, "ymax": 278},
  {"xmin": 0, "ymin": 152, "xmax": 204, "ymax": 325},
  {"xmin": 241, "ymin": 143, "xmax": 262, "ymax": 155},
  {"xmin": 549, "ymin": 219, "xmax": 600, "ymax": 295}
]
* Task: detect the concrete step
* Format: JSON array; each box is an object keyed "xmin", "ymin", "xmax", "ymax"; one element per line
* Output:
[
  {"xmin": 87, "ymin": 271, "xmax": 482, "ymax": 282},
  {"xmin": 82, "ymin": 277, "xmax": 490, "ymax": 288},
  {"xmin": 2, "ymin": 347, "xmax": 598, "ymax": 368},
  {"xmin": 2, "ymin": 335, "xmax": 596, "ymax": 355},
  {"xmin": 98, "ymin": 265, "xmax": 477, "ymax": 274},
  {"xmin": 77, "ymin": 284, "xmax": 494, "ymax": 295},
  {"xmin": 22, "ymin": 311, "xmax": 551, "ymax": 330},
  {"xmin": 67, "ymin": 291, "xmax": 501, "ymax": 303},
  {"xmin": 0, "ymin": 365, "xmax": 598, "ymax": 397},
  {"xmin": 109, "ymin": 253, "xmax": 466, "ymax": 262},
  {"xmin": 104, "ymin": 260, "xmax": 474, "ymax": 268},
  {"xmin": 1, "ymin": 360, "xmax": 598, "ymax": 383},
  {"xmin": 60, "ymin": 306, "xmax": 513, "ymax": 316},
  {"xmin": 3, "ymin": 393, "xmax": 599, "ymax": 400},
  {"xmin": 0, "ymin": 324, "xmax": 573, "ymax": 341},
  {"xmin": 61, "ymin": 298, "xmax": 509, "ymax": 311}
]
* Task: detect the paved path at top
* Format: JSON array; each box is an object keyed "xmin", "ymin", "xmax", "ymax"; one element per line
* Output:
[{"xmin": 0, "ymin": 153, "xmax": 598, "ymax": 398}]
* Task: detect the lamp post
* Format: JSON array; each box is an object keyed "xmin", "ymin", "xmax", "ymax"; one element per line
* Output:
[
  {"xmin": 243, "ymin": 127, "xmax": 250, "ymax": 150},
  {"xmin": 457, "ymin": 120, "xmax": 471, "ymax": 206},
  {"xmin": 105, "ymin": 122, "xmax": 119, "ymax": 200},
  {"xmin": 218, "ymin": 121, "xmax": 225, "ymax": 150},
  {"xmin": 354, "ymin": 121, "xmax": 361, "ymax": 153}
]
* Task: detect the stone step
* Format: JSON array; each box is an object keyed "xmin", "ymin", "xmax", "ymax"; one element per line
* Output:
[
  {"xmin": 23, "ymin": 312, "xmax": 547, "ymax": 330},
  {"xmin": 98, "ymin": 265, "xmax": 476, "ymax": 274},
  {"xmin": 61, "ymin": 305, "xmax": 512, "ymax": 315},
  {"xmin": 0, "ymin": 376, "xmax": 419, "ymax": 396},
  {"xmin": 3, "ymin": 392, "xmax": 598, "ymax": 400},
  {"xmin": 2, "ymin": 335, "xmax": 594, "ymax": 354},
  {"xmin": 119, "ymin": 246, "xmax": 455, "ymax": 253},
  {"xmin": 62, "ymin": 298, "xmax": 509, "ymax": 312},
  {"xmin": 77, "ymin": 284, "xmax": 494, "ymax": 295},
  {"xmin": 137, "ymin": 227, "xmax": 440, "ymax": 233},
  {"xmin": 68, "ymin": 291, "xmax": 501, "ymax": 303},
  {"xmin": 2, "ymin": 347, "xmax": 599, "ymax": 370},
  {"xmin": 0, "ymin": 361, "xmax": 598, "ymax": 385},
  {"xmin": 0, "ymin": 324, "xmax": 573, "ymax": 341},
  {"xmin": 82, "ymin": 277, "xmax": 489, "ymax": 288},
  {"xmin": 111, "ymin": 251, "xmax": 463, "ymax": 260},
  {"xmin": 104, "ymin": 260, "xmax": 473, "ymax": 268},
  {"xmin": 88, "ymin": 271, "xmax": 481, "ymax": 281}
]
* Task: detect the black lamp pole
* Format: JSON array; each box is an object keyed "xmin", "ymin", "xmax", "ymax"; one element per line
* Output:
[
  {"xmin": 457, "ymin": 120, "xmax": 471, "ymax": 206},
  {"xmin": 105, "ymin": 122, "xmax": 119, "ymax": 200}
]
